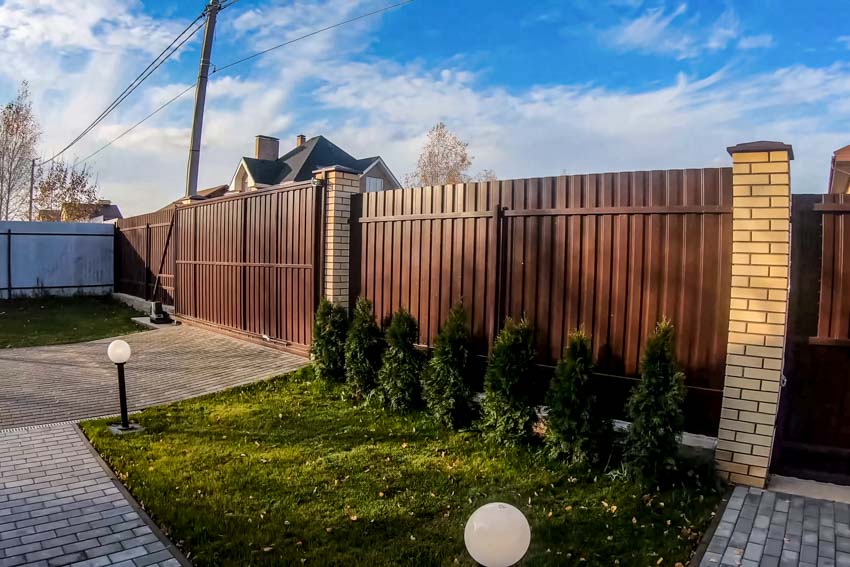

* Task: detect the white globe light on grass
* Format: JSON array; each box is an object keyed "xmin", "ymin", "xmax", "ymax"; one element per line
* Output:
[
  {"xmin": 464, "ymin": 502, "xmax": 531, "ymax": 567},
  {"xmin": 107, "ymin": 340, "xmax": 132, "ymax": 364}
]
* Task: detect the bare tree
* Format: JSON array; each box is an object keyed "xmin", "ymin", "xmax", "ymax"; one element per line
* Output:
[
  {"xmin": 34, "ymin": 160, "xmax": 99, "ymax": 221},
  {"xmin": 0, "ymin": 82, "xmax": 39, "ymax": 220},
  {"xmin": 407, "ymin": 122, "xmax": 472, "ymax": 187},
  {"xmin": 406, "ymin": 123, "xmax": 497, "ymax": 187}
]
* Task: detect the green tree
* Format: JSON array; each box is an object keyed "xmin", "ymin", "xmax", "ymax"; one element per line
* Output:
[
  {"xmin": 421, "ymin": 303, "xmax": 472, "ymax": 427},
  {"xmin": 545, "ymin": 330, "xmax": 612, "ymax": 463},
  {"xmin": 624, "ymin": 320, "xmax": 687, "ymax": 481},
  {"xmin": 310, "ymin": 299, "xmax": 348, "ymax": 382},
  {"xmin": 376, "ymin": 308, "xmax": 423, "ymax": 412},
  {"xmin": 344, "ymin": 297, "xmax": 384, "ymax": 401},
  {"xmin": 480, "ymin": 318, "xmax": 537, "ymax": 445}
]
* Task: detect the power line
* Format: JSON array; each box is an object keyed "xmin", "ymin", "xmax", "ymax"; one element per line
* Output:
[
  {"xmin": 211, "ymin": 0, "xmax": 414, "ymax": 74},
  {"xmin": 78, "ymin": 85, "xmax": 196, "ymax": 165},
  {"xmin": 40, "ymin": 14, "xmax": 206, "ymax": 167},
  {"xmin": 78, "ymin": 0, "xmax": 415, "ymax": 164}
]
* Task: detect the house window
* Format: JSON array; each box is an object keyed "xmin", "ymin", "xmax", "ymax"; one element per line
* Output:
[
  {"xmin": 365, "ymin": 177, "xmax": 384, "ymax": 192},
  {"xmin": 240, "ymin": 172, "xmax": 248, "ymax": 193}
]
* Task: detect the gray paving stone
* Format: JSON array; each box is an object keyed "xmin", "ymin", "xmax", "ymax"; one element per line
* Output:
[
  {"xmin": 0, "ymin": 325, "xmax": 307, "ymax": 429},
  {"xmin": 0, "ymin": 426, "xmax": 181, "ymax": 567}
]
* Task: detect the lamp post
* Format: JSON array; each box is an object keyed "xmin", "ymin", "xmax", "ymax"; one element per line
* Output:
[
  {"xmin": 107, "ymin": 340, "xmax": 132, "ymax": 430},
  {"xmin": 464, "ymin": 503, "xmax": 531, "ymax": 567}
]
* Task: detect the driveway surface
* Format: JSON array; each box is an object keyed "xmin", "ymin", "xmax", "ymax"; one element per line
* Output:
[
  {"xmin": 0, "ymin": 325, "xmax": 307, "ymax": 429},
  {"xmin": 701, "ymin": 485, "xmax": 850, "ymax": 567}
]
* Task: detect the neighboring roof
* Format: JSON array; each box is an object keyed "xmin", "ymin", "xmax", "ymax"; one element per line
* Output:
[
  {"xmin": 158, "ymin": 185, "xmax": 229, "ymax": 211},
  {"xmin": 829, "ymin": 144, "xmax": 850, "ymax": 194},
  {"xmin": 726, "ymin": 141, "xmax": 794, "ymax": 159},
  {"xmin": 37, "ymin": 209, "xmax": 60, "ymax": 222},
  {"xmin": 99, "ymin": 204, "xmax": 123, "ymax": 221},
  {"xmin": 242, "ymin": 136, "xmax": 383, "ymax": 186}
]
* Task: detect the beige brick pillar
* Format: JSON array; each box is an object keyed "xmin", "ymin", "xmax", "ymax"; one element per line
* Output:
[
  {"xmin": 715, "ymin": 141, "xmax": 793, "ymax": 487},
  {"xmin": 315, "ymin": 166, "xmax": 360, "ymax": 309}
]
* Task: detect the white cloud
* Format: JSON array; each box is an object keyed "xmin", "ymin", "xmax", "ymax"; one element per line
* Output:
[
  {"xmin": 607, "ymin": 4, "xmax": 697, "ymax": 59},
  {"xmin": 706, "ymin": 9, "xmax": 740, "ymax": 51},
  {"xmin": 837, "ymin": 36, "xmax": 850, "ymax": 49},
  {"xmin": 738, "ymin": 34, "xmax": 774, "ymax": 50}
]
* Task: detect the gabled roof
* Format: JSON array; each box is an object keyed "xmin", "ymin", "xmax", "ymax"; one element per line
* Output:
[{"xmin": 242, "ymin": 136, "xmax": 382, "ymax": 186}]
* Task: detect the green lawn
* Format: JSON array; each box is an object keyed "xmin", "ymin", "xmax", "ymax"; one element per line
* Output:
[
  {"xmin": 82, "ymin": 367, "xmax": 722, "ymax": 566},
  {"xmin": 0, "ymin": 295, "xmax": 145, "ymax": 348}
]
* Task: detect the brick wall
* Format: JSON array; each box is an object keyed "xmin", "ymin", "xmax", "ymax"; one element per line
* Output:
[
  {"xmin": 716, "ymin": 142, "xmax": 793, "ymax": 487},
  {"xmin": 318, "ymin": 167, "xmax": 360, "ymax": 309}
]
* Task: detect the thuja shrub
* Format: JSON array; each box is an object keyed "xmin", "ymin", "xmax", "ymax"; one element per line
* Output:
[
  {"xmin": 376, "ymin": 308, "xmax": 423, "ymax": 412},
  {"xmin": 480, "ymin": 318, "xmax": 537, "ymax": 445},
  {"xmin": 545, "ymin": 330, "xmax": 612, "ymax": 464},
  {"xmin": 344, "ymin": 297, "xmax": 384, "ymax": 401},
  {"xmin": 310, "ymin": 298, "xmax": 348, "ymax": 382},
  {"xmin": 624, "ymin": 319, "xmax": 687, "ymax": 481},
  {"xmin": 421, "ymin": 303, "xmax": 472, "ymax": 428}
]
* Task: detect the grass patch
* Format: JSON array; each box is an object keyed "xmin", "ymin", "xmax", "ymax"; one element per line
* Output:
[
  {"xmin": 81, "ymin": 367, "xmax": 723, "ymax": 566},
  {"xmin": 0, "ymin": 295, "xmax": 145, "ymax": 348}
]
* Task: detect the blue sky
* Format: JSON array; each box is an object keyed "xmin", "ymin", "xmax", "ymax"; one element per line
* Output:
[{"xmin": 0, "ymin": 0, "xmax": 849, "ymax": 215}]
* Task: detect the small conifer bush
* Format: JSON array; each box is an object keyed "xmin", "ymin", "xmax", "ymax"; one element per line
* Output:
[
  {"xmin": 310, "ymin": 298, "xmax": 348, "ymax": 382},
  {"xmin": 421, "ymin": 303, "xmax": 472, "ymax": 427},
  {"xmin": 624, "ymin": 319, "xmax": 687, "ymax": 481},
  {"xmin": 344, "ymin": 297, "xmax": 384, "ymax": 401},
  {"xmin": 376, "ymin": 308, "xmax": 423, "ymax": 412},
  {"xmin": 480, "ymin": 318, "xmax": 537, "ymax": 445},
  {"xmin": 545, "ymin": 330, "xmax": 612, "ymax": 463}
]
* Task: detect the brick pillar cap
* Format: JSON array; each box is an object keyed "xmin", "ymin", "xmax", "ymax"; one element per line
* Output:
[
  {"xmin": 312, "ymin": 165, "xmax": 362, "ymax": 175},
  {"xmin": 727, "ymin": 141, "xmax": 794, "ymax": 160}
]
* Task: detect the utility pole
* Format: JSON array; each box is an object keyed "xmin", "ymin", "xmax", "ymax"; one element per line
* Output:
[
  {"xmin": 28, "ymin": 159, "xmax": 35, "ymax": 221},
  {"xmin": 184, "ymin": 0, "xmax": 221, "ymax": 199}
]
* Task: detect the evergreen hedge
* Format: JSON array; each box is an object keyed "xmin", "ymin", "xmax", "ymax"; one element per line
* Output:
[
  {"xmin": 421, "ymin": 303, "xmax": 472, "ymax": 428},
  {"xmin": 545, "ymin": 330, "xmax": 611, "ymax": 463},
  {"xmin": 624, "ymin": 320, "xmax": 687, "ymax": 481},
  {"xmin": 310, "ymin": 298, "xmax": 348, "ymax": 382},
  {"xmin": 480, "ymin": 318, "xmax": 537, "ymax": 445},
  {"xmin": 376, "ymin": 308, "xmax": 423, "ymax": 412},
  {"xmin": 344, "ymin": 297, "xmax": 384, "ymax": 401}
]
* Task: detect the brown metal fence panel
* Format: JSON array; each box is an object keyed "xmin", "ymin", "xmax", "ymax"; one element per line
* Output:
[
  {"xmin": 352, "ymin": 169, "xmax": 733, "ymax": 434},
  {"xmin": 815, "ymin": 194, "xmax": 850, "ymax": 341},
  {"xmin": 115, "ymin": 208, "xmax": 175, "ymax": 304},
  {"xmin": 173, "ymin": 182, "xmax": 318, "ymax": 354}
]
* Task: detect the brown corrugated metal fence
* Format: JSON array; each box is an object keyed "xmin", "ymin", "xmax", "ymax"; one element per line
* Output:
[
  {"xmin": 815, "ymin": 193, "xmax": 850, "ymax": 341},
  {"xmin": 115, "ymin": 208, "xmax": 176, "ymax": 304},
  {"xmin": 351, "ymin": 169, "xmax": 733, "ymax": 434}
]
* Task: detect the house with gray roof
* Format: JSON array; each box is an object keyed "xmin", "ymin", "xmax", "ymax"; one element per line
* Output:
[{"xmin": 229, "ymin": 134, "xmax": 401, "ymax": 194}]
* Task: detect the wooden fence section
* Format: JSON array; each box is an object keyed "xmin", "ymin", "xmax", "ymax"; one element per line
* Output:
[
  {"xmin": 173, "ymin": 182, "xmax": 320, "ymax": 355},
  {"xmin": 352, "ymin": 169, "xmax": 733, "ymax": 434},
  {"xmin": 115, "ymin": 208, "xmax": 175, "ymax": 304},
  {"xmin": 815, "ymin": 194, "xmax": 850, "ymax": 342}
]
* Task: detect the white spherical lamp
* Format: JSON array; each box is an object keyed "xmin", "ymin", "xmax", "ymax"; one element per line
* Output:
[
  {"xmin": 107, "ymin": 340, "xmax": 132, "ymax": 364},
  {"xmin": 464, "ymin": 502, "xmax": 531, "ymax": 567}
]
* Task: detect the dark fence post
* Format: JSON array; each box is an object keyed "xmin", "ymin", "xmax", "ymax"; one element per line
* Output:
[
  {"xmin": 349, "ymin": 192, "xmax": 362, "ymax": 309},
  {"xmin": 313, "ymin": 181, "xmax": 326, "ymax": 312},
  {"xmin": 490, "ymin": 202, "xmax": 504, "ymax": 345},
  {"xmin": 144, "ymin": 223, "xmax": 151, "ymax": 300},
  {"xmin": 5, "ymin": 228, "xmax": 11, "ymax": 299}
]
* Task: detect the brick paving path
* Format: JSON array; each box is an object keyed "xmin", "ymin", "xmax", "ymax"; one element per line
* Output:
[
  {"xmin": 0, "ymin": 324, "xmax": 308, "ymax": 565},
  {"xmin": 702, "ymin": 485, "xmax": 850, "ymax": 567},
  {"xmin": 0, "ymin": 424, "xmax": 182, "ymax": 567},
  {"xmin": 0, "ymin": 325, "xmax": 307, "ymax": 428}
]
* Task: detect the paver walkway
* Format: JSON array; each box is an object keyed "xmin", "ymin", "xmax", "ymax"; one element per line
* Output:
[
  {"xmin": 0, "ymin": 325, "xmax": 307, "ymax": 428},
  {"xmin": 0, "ymin": 424, "xmax": 181, "ymax": 567},
  {"xmin": 701, "ymin": 485, "xmax": 850, "ymax": 567},
  {"xmin": 0, "ymin": 323, "xmax": 308, "ymax": 565}
]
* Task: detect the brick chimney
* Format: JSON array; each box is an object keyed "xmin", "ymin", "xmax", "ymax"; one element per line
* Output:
[
  {"xmin": 255, "ymin": 135, "xmax": 279, "ymax": 161},
  {"xmin": 296, "ymin": 134, "xmax": 306, "ymax": 147}
]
